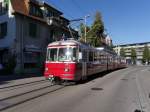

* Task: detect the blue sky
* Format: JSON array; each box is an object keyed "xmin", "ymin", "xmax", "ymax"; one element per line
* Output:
[{"xmin": 45, "ymin": 0, "xmax": 150, "ymax": 45}]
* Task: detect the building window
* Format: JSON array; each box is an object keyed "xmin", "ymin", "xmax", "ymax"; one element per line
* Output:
[
  {"xmin": 46, "ymin": 10, "xmax": 55, "ymax": 17},
  {"xmin": 0, "ymin": 22, "xmax": 7, "ymax": 39},
  {"xmin": 29, "ymin": 23, "xmax": 37, "ymax": 37},
  {"xmin": 24, "ymin": 52, "xmax": 41, "ymax": 69},
  {"xmin": 0, "ymin": 2, "xmax": 2, "ymax": 13},
  {"xmin": 29, "ymin": 4, "xmax": 43, "ymax": 18},
  {"xmin": 0, "ymin": 1, "xmax": 8, "ymax": 15}
]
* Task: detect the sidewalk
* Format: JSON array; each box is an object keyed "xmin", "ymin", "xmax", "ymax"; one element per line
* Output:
[
  {"xmin": 0, "ymin": 74, "xmax": 46, "ymax": 88},
  {"xmin": 0, "ymin": 73, "xmax": 43, "ymax": 81}
]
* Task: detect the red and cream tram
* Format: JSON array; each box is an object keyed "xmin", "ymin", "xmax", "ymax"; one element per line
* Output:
[{"xmin": 44, "ymin": 39, "xmax": 126, "ymax": 83}]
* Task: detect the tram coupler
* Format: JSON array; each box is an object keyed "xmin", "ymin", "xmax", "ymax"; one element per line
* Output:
[
  {"xmin": 54, "ymin": 77, "xmax": 62, "ymax": 85},
  {"xmin": 47, "ymin": 76, "xmax": 55, "ymax": 85},
  {"xmin": 48, "ymin": 76, "xmax": 62, "ymax": 85}
]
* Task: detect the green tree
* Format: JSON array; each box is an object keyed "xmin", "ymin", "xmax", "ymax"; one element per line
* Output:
[
  {"xmin": 88, "ymin": 11, "xmax": 105, "ymax": 47},
  {"xmin": 131, "ymin": 48, "xmax": 136, "ymax": 64},
  {"xmin": 142, "ymin": 45, "xmax": 150, "ymax": 64},
  {"xmin": 120, "ymin": 48, "xmax": 126, "ymax": 57}
]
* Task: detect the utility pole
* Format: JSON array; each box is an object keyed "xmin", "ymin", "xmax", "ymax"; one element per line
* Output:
[
  {"xmin": 70, "ymin": 14, "xmax": 90, "ymax": 43},
  {"xmin": 84, "ymin": 15, "xmax": 90, "ymax": 43}
]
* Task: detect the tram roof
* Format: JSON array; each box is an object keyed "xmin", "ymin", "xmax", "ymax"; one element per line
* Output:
[
  {"xmin": 47, "ymin": 40, "xmax": 117, "ymax": 55},
  {"xmin": 48, "ymin": 40, "xmax": 92, "ymax": 48},
  {"xmin": 48, "ymin": 40, "xmax": 79, "ymax": 46}
]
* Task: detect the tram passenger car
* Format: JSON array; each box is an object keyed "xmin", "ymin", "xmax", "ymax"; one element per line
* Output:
[{"xmin": 44, "ymin": 39, "xmax": 126, "ymax": 83}]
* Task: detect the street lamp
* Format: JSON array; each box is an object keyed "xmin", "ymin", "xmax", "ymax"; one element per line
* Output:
[{"xmin": 84, "ymin": 15, "xmax": 90, "ymax": 43}]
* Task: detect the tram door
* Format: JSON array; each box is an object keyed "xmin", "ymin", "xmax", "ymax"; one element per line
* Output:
[
  {"xmin": 82, "ymin": 62, "xmax": 87, "ymax": 80},
  {"xmin": 81, "ymin": 50, "xmax": 87, "ymax": 80}
]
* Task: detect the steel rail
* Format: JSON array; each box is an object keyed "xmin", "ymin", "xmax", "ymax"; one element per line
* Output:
[
  {"xmin": 0, "ymin": 79, "xmax": 46, "ymax": 90},
  {"xmin": 0, "ymin": 84, "xmax": 65, "ymax": 111}
]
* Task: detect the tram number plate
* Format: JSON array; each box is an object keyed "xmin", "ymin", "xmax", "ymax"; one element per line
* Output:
[{"xmin": 49, "ymin": 75, "xmax": 53, "ymax": 77}]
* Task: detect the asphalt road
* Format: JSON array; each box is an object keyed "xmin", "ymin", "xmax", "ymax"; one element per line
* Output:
[{"xmin": 0, "ymin": 66, "xmax": 150, "ymax": 112}]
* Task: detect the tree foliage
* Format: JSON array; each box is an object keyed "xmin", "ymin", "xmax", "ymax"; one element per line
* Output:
[
  {"xmin": 79, "ymin": 11, "xmax": 105, "ymax": 47},
  {"xmin": 120, "ymin": 48, "xmax": 126, "ymax": 57},
  {"xmin": 86, "ymin": 11, "xmax": 105, "ymax": 47},
  {"xmin": 131, "ymin": 48, "xmax": 136, "ymax": 64},
  {"xmin": 142, "ymin": 45, "xmax": 150, "ymax": 64},
  {"xmin": 91, "ymin": 11, "xmax": 104, "ymax": 35}
]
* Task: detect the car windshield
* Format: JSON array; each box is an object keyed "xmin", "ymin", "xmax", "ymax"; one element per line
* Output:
[{"xmin": 46, "ymin": 47, "xmax": 77, "ymax": 62}]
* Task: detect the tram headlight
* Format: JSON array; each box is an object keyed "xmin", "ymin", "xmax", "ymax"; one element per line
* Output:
[
  {"xmin": 64, "ymin": 68, "xmax": 69, "ymax": 72},
  {"xmin": 45, "ymin": 67, "xmax": 48, "ymax": 71}
]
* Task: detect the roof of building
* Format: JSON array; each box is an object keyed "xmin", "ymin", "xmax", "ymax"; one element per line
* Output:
[
  {"xmin": 11, "ymin": 0, "xmax": 45, "ymax": 23},
  {"xmin": 43, "ymin": 2, "xmax": 63, "ymax": 15},
  {"xmin": 10, "ymin": 0, "xmax": 63, "ymax": 23},
  {"xmin": 60, "ymin": 16, "xmax": 70, "ymax": 23},
  {"xmin": 114, "ymin": 42, "xmax": 150, "ymax": 47},
  {"xmin": 11, "ymin": 0, "xmax": 29, "ymax": 15},
  {"xmin": 10, "ymin": 0, "xmax": 78, "ymax": 38}
]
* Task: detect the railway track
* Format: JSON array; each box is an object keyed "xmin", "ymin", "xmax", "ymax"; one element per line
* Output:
[
  {"xmin": 0, "ymin": 80, "xmax": 47, "ymax": 92},
  {"xmin": 0, "ymin": 82, "xmax": 65, "ymax": 111}
]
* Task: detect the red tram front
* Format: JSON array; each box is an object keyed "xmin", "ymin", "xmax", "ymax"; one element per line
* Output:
[
  {"xmin": 44, "ymin": 40, "xmax": 81, "ymax": 83},
  {"xmin": 44, "ymin": 40, "xmax": 127, "ymax": 84}
]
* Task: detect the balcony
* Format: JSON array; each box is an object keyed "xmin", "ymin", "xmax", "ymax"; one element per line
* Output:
[
  {"xmin": 46, "ymin": 16, "xmax": 69, "ymax": 27},
  {"xmin": 30, "ymin": 0, "xmax": 44, "ymax": 6},
  {"xmin": 0, "ymin": 3, "xmax": 8, "ymax": 16}
]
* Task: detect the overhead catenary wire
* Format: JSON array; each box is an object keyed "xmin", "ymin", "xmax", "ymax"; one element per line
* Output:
[
  {"xmin": 70, "ymin": 0, "xmax": 86, "ymax": 15},
  {"xmin": 47, "ymin": 0, "xmax": 75, "ymax": 19},
  {"xmin": 45, "ymin": 0, "xmax": 93, "ymax": 39}
]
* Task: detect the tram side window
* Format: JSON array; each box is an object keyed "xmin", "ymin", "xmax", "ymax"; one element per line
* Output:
[
  {"xmin": 98, "ymin": 52, "xmax": 101, "ymax": 62},
  {"xmin": 47, "ymin": 48, "xmax": 57, "ymax": 61},
  {"xmin": 89, "ymin": 52, "xmax": 93, "ymax": 62},
  {"xmin": 107, "ymin": 56, "xmax": 109, "ymax": 64},
  {"xmin": 103, "ymin": 55, "xmax": 107, "ymax": 64},
  {"xmin": 79, "ymin": 48, "xmax": 81, "ymax": 52},
  {"xmin": 110, "ymin": 57, "xmax": 112, "ymax": 64},
  {"xmin": 73, "ymin": 48, "xmax": 77, "ymax": 61},
  {"xmin": 94, "ymin": 52, "xmax": 98, "ymax": 61},
  {"xmin": 51, "ymin": 49, "xmax": 57, "ymax": 61},
  {"xmin": 82, "ymin": 50, "xmax": 88, "ymax": 62},
  {"xmin": 46, "ymin": 49, "xmax": 50, "ymax": 61},
  {"xmin": 101, "ymin": 55, "xmax": 104, "ymax": 64},
  {"xmin": 111, "ymin": 57, "xmax": 113, "ymax": 64},
  {"xmin": 109, "ymin": 56, "xmax": 112, "ymax": 64},
  {"xmin": 106, "ymin": 56, "xmax": 109, "ymax": 64}
]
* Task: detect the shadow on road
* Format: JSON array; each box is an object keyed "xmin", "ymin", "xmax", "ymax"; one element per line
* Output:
[
  {"xmin": 77, "ymin": 68, "xmax": 125, "ymax": 85},
  {"xmin": 0, "ymin": 81, "xmax": 10, "ymax": 86}
]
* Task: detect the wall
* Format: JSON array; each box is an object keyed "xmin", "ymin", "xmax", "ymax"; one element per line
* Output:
[
  {"xmin": 0, "ymin": 0, "xmax": 16, "ymax": 49},
  {"xmin": 114, "ymin": 43, "xmax": 150, "ymax": 65},
  {"xmin": 15, "ymin": 15, "xmax": 52, "ymax": 73}
]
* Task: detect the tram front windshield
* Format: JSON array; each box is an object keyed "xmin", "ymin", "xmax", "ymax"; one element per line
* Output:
[{"xmin": 46, "ymin": 47, "xmax": 77, "ymax": 62}]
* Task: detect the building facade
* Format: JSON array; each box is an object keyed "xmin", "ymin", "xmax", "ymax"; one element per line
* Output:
[
  {"xmin": 0, "ymin": 0, "xmax": 78, "ymax": 74},
  {"xmin": 105, "ymin": 35, "xmax": 112, "ymax": 47},
  {"xmin": 114, "ymin": 42, "xmax": 150, "ymax": 65}
]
